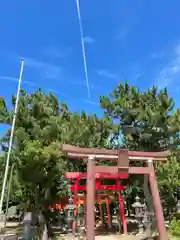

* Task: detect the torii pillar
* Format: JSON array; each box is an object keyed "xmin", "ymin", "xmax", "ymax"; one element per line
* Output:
[
  {"xmin": 86, "ymin": 156, "xmax": 95, "ymax": 240},
  {"xmin": 148, "ymin": 159, "xmax": 167, "ymax": 240}
]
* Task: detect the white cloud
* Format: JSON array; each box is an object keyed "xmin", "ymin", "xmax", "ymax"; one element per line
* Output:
[
  {"xmin": 151, "ymin": 51, "xmax": 164, "ymax": 59},
  {"xmin": 48, "ymin": 89, "xmax": 71, "ymax": 98},
  {"xmin": 65, "ymin": 80, "xmax": 99, "ymax": 91},
  {"xmin": 44, "ymin": 47, "xmax": 71, "ymax": 59},
  {"xmin": 156, "ymin": 44, "xmax": 180, "ymax": 89},
  {"xmin": 151, "ymin": 48, "xmax": 166, "ymax": 59},
  {"xmin": 0, "ymin": 76, "xmax": 36, "ymax": 87},
  {"xmin": 0, "ymin": 76, "xmax": 18, "ymax": 83},
  {"xmin": 116, "ymin": 28, "xmax": 130, "ymax": 39},
  {"xmin": 45, "ymin": 49, "xmax": 64, "ymax": 59},
  {"xmin": 25, "ymin": 57, "xmax": 62, "ymax": 80},
  {"xmin": 83, "ymin": 36, "xmax": 95, "ymax": 44},
  {"xmin": 115, "ymin": 18, "xmax": 138, "ymax": 40},
  {"xmin": 135, "ymin": 72, "xmax": 144, "ymax": 80},
  {"xmin": 84, "ymin": 99, "xmax": 99, "ymax": 106},
  {"xmin": 89, "ymin": 83, "xmax": 99, "ymax": 90},
  {"xmin": 96, "ymin": 69, "xmax": 118, "ymax": 79},
  {"xmin": 0, "ymin": 75, "xmax": 71, "ymax": 98}
]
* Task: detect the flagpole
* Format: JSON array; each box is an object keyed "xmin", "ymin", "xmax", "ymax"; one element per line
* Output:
[{"xmin": 0, "ymin": 58, "xmax": 24, "ymax": 214}]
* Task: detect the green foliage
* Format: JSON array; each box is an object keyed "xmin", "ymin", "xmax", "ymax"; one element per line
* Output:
[
  {"xmin": 158, "ymin": 152, "xmax": 180, "ymax": 190},
  {"xmin": 169, "ymin": 217, "xmax": 180, "ymax": 236},
  {"xmin": 157, "ymin": 152, "xmax": 180, "ymax": 213},
  {"xmin": 173, "ymin": 213, "xmax": 180, "ymax": 220},
  {"xmin": 100, "ymin": 82, "xmax": 174, "ymax": 151},
  {"xmin": 100, "ymin": 81, "xmax": 180, "ymax": 211},
  {"xmin": 0, "ymin": 89, "xmax": 113, "ymax": 236}
]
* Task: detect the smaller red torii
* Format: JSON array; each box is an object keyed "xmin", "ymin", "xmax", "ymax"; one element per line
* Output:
[{"xmin": 65, "ymin": 171, "xmax": 127, "ymax": 234}]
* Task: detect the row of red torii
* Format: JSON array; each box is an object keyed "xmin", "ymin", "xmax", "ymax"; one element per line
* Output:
[{"xmin": 62, "ymin": 144, "xmax": 170, "ymax": 240}]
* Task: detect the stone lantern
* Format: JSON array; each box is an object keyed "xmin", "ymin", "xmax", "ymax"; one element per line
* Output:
[
  {"xmin": 132, "ymin": 196, "xmax": 145, "ymax": 239},
  {"xmin": 65, "ymin": 197, "xmax": 76, "ymax": 234},
  {"xmin": 132, "ymin": 196, "xmax": 143, "ymax": 220},
  {"xmin": 142, "ymin": 200, "xmax": 153, "ymax": 240}
]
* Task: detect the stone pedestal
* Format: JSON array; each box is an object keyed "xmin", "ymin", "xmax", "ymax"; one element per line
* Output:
[
  {"xmin": 0, "ymin": 234, "xmax": 17, "ymax": 240},
  {"xmin": 64, "ymin": 233, "xmax": 75, "ymax": 240},
  {"xmin": 0, "ymin": 213, "xmax": 5, "ymax": 234},
  {"xmin": 136, "ymin": 223, "xmax": 147, "ymax": 240},
  {"xmin": 23, "ymin": 212, "xmax": 32, "ymax": 240}
]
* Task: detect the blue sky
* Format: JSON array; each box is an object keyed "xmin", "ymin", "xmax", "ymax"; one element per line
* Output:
[{"xmin": 1, "ymin": 0, "xmax": 180, "ymax": 136}]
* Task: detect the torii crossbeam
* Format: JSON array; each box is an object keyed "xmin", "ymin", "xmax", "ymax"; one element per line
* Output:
[{"xmin": 62, "ymin": 144, "xmax": 169, "ymax": 240}]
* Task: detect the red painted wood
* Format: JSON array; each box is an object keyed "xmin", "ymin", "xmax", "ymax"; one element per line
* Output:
[
  {"xmin": 96, "ymin": 178, "xmax": 101, "ymax": 189},
  {"xmin": 62, "ymin": 144, "xmax": 169, "ymax": 159},
  {"xmin": 65, "ymin": 167, "xmax": 151, "ymax": 180},
  {"xmin": 129, "ymin": 167, "xmax": 150, "ymax": 174},
  {"xmin": 65, "ymin": 172, "xmax": 128, "ymax": 179},
  {"xmin": 86, "ymin": 158, "xmax": 95, "ymax": 240},
  {"xmin": 106, "ymin": 198, "xmax": 111, "ymax": 228},
  {"xmin": 66, "ymin": 152, "xmax": 167, "ymax": 161},
  {"xmin": 118, "ymin": 192, "xmax": 127, "ymax": 234},
  {"xmin": 70, "ymin": 185, "xmax": 125, "ymax": 191},
  {"xmin": 148, "ymin": 161, "xmax": 168, "ymax": 240},
  {"xmin": 116, "ymin": 178, "xmax": 127, "ymax": 234},
  {"xmin": 72, "ymin": 178, "xmax": 79, "ymax": 234},
  {"xmin": 95, "ymin": 166, "xmax": 150, "ymax": 174}
]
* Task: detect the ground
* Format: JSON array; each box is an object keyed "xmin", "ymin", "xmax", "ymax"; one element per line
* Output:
[
  {"xmin": 95, "ymin": 235, "xmax": 139, "ymax": 240},
  {"xmin": 0, "ymin": 221, "xmax": 179, "ymax": 239}
]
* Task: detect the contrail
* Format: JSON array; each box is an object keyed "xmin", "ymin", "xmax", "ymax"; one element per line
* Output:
[{"xmin": 75, "ymin": 0, "xmax": 91, "ymax": 99}]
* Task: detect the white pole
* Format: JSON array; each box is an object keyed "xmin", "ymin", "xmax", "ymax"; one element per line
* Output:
[{"xmin": 0, "ymin": 58, "xmax": 24, "ymax": 214}]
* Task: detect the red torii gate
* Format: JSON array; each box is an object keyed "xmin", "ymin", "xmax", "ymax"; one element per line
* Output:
[{"xmin": 62, "ymin": 144, "xmax": 169, "ymax": 240}]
